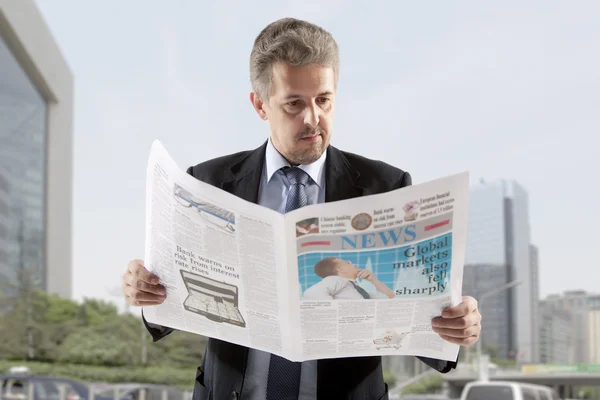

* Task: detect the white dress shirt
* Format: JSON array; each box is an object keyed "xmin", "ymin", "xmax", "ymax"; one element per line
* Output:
[
  {"xmin": 302, "ymin": 276, "xmax": 390, "ymax": 300},
  {"xmin": 257, "ymin": 137, "xmax": 326, "ymax": 210},
  {"xmin": 243, "ymin": 138, "xmax": 326, "ymax": 400}
]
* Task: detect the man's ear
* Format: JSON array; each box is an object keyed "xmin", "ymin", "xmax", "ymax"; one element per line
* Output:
[{"xmin": 249, "ymin": 91, "xmax": 268, "ymax": 121}]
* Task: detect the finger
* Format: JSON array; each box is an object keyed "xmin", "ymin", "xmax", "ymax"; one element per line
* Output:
[
  {"xmin": 432, "ymin": 324, "xmax": 480, "ymax": 338},
  {"xmin": 123, "ymin": 272, "xmax": 166, "ymax": 296},
  {"xmin": 432, "ymin": 312, "xmax": 480, "ymax": 329},
  {"xmin": 438, "ymin": 333, "xmax": 478, "ymax": 346},
  {"xmin": 127, "ymin": 297, "xmax": 165, "ymax": 307},
  {"xmin": 441, "ymin": 296, "xmax": 478, "ymax": 318},
  {"xmin": 124, "ymin": 285, "xmax": 166, "ymax": 304},
  {"xmin": 128, "ymin": 259, "xmax": 160, "ymax": 284}
]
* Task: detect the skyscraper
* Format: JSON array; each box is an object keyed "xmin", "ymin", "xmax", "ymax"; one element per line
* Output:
[
  {"xmin": 462, "ymin": 179, "xmax": 539, "ymax": 363},
  {"xmin": 0, "ymin": 0, "xmax": 73, "ymax": 298},
  {"xmin": 462, "ymin": 263, "xmax": 511, "ymax": 359}
]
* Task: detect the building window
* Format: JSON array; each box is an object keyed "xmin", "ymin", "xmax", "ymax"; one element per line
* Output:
[{"xmin": 0, "ymin": 35, "xmax": 48, "ymax": 291}]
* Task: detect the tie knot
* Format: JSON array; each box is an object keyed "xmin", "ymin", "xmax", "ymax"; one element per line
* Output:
[{"xmin": 282, "ymin": 167, "xmax": 309, "ymax": 186}]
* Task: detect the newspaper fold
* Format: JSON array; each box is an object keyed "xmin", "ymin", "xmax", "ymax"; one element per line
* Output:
[{"xmin": 142, "ymin": 140, "xmax": 469, "ymax": 362}]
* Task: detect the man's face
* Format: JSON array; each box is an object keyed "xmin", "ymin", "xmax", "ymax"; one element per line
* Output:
[
  {"xmin": 251, "ymin": 62, "xmax": 336, "ymax": 165},
  {"xmin": 335, "ymin": 260, "xmax": 359, "ymax": 279}
]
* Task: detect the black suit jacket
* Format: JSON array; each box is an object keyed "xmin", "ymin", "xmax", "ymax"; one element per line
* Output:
[{"xmin": 143, "ymin": 141, "xmax": 458, "ymax": 400}]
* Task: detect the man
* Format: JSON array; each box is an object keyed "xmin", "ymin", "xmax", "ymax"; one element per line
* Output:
[
  {"xmin": 122, "ymin": 18, "xmax": 482, "ymax": 400},
  {"xmin": 303, "ymin": 257, "xmax": 395, "ymax": 300}
]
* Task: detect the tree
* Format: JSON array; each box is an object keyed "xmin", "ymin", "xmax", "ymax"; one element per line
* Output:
[
  {"xmin": 37, "ymin": 294, "xmax": 85, "ymax": 361},
  {"xmin": 401, "ymin": 374, "xmax": 443, "ymax": 395},
  {"xmin": 0, "ymin": 228, "xmax": 209, "ymax": 369},
  {"xmin": 57, "ymin": 323, "xmax": 135, "ymax": 366},
  {"xmin": 78, "ymin": 298, "xmax": 120, "ymax": 326},
  {"xmin": 147, "ymin": 330, "xmax": 208, "ymax": 367},
  {"xmin": 0, "ymin": 242, "xmax": 47, "ymax": 360}
]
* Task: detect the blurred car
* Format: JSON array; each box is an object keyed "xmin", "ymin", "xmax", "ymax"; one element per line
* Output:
[
  {"xmin": 0, "ymin": 374, "xmax": 101, "ymax": 400},
  {"xmin": 92, "ymin": 384, "xmax": 187, "ymax": 400},
  {"xmin": 460, "ymin": 381, "xmax": 560, "ymax": 400},
  {"xmin": 1, "ymin": 366, "xmax": 120, "ymax": 400}
]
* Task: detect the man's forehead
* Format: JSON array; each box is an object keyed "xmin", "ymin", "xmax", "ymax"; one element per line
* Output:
[{"xmin": 270, "ymin": 62, "xmax": 335, "ymax": 98}]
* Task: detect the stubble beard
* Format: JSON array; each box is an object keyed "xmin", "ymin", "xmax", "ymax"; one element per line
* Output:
[
  {"xmin": 287, "ymin": 126, "xmax": 329, "ymax": 165},
  {"xmin": 289, "ymin": 144, "xmax": 325, "ymax": 165}
]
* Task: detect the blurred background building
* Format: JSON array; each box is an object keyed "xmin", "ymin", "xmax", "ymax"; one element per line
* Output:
[
  {"xmin": 539, "ymin": 298, "xmax": 572, "ymax": 364},
  {"xmin": 589, "ymin": 294, "xmax": 600, "ymax": 364},
  {"xmin": 540, "ymin": 290, "xmax": 590, "ymax": 364},
  {"xmin": 0, "ymin": 0, "xmax": 73, "ymax": 298},
  {"xmin": 462, "ymin": 179, "xmax": 539, "ymax": 363}
]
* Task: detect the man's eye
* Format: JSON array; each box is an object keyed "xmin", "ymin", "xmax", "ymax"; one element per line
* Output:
[
  {"xmin": 288, "ymin": 101, "xmax": 300, "ymax": 106},
  {"xmin": 317, "ymin": 98, "xmax": 330, "ymax": 104}
]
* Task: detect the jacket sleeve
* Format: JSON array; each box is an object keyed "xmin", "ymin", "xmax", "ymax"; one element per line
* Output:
[
  {"xmin": 142, "ymin": 309, "xmax": 175, "ymax": 342},
  {"xmin": 417, "ymin": 356, "xmax": 458, "ymax": 373}
]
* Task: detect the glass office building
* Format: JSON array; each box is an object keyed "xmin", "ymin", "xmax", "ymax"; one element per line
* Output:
[
  {"xmin": 0, "ymin": 36, "xmax": 47, "ymax": 290},
  {"xmin": 0, "ymin": 0, "xmax": 73, "ymax": 298},
  {"xmin": 462, "ymin": 179, "xmax": 539, "ymax": 363}
]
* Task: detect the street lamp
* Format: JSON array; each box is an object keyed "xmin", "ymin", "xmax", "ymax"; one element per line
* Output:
[{"xmin": 476, "ymin": 279, "xmax": 522, "ymax": 381}]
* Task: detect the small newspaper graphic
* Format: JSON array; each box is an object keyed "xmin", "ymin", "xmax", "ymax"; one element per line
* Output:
[{"xmin": 142, "ymin": 140, "xmax": 469, "ymax": 362}]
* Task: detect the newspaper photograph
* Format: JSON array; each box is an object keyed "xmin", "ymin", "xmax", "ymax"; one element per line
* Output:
[{"xmin": 142, "ymin": 140, "xmax": 469, "ymax": 363}]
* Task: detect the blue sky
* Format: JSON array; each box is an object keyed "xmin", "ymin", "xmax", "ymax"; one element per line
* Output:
[{"xmin": 34, "ymin": 0, "xmax": 599, "ymax": 307}]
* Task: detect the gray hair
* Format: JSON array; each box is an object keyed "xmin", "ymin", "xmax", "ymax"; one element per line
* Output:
[{"xmin": 250, "ymin": 18, "xmax": 340, "ymax": 100}]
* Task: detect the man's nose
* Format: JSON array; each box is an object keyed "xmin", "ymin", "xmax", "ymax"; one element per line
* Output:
[{"xmin": 303, "ymin": 103, "xmax": 321, "ymax": 127}]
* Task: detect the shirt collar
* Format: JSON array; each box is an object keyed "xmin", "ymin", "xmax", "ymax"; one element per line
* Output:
[{"xmin": 265, "ymin": 138, "xmax": 327, "ymax": 188}]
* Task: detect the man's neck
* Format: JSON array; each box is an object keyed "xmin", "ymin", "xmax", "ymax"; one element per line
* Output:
[{"xmin": 264, "ymin": 138, "xmax": 327, "ymax": 187}]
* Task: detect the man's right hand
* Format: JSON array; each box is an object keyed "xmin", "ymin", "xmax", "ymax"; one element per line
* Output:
[{"xmin": 123, "ymin": 259, "xmax": 167, "ymax": 306}]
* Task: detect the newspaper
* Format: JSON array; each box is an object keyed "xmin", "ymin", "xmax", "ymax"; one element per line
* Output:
[{"xmin": 142, "ymin": 140, "xmax": 469, "ymax": 362}]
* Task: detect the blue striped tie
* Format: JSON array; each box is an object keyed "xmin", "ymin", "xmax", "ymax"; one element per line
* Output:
[
  {"xmin": 283, "ymin": 167, "xmax": 309, "ymax": 213},
  {"xmin": 266, "ymin": 166, "xmax": 309, "ymax": 399}
]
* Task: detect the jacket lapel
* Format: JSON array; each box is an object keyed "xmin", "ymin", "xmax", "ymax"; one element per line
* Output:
[
  {"xmin": 325, "ymin": 145, "xmax": 365, "ymax": 203},
  {"xmin": 221, "ymin": 142, "xmax": 365, "ymax": 204},
  {"xmin": 220, "ymin": 141, "xmax": 267, "ymax": 203}
]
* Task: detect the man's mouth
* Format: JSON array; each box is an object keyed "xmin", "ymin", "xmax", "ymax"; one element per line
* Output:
[{"xmin": 300, "ymin": 134, "xmax": 321, "ymax": 142}]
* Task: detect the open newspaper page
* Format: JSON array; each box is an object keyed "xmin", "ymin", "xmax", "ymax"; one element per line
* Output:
[
  {"xmin": 142, "ymin": 141, "xmax": 296, "ymax": 358},
  {"xmin": 283, "ymin": 172, "xmax": 469, "ymax": 362}
]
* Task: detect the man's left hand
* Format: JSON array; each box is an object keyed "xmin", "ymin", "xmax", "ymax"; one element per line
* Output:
[{"xmin": 431, "ymin": 296, "xmax": 481, "ymax": 346}]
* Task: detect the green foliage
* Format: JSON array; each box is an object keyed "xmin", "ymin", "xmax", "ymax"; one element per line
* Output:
[
  {"xmin": 0, "ymin": 275, "xmax": 209, "ymax": 385},
  {"xmin": 401, "ymin": 374, "xmax": 443, "ymax": 395},
  {"xmin": 57, "ymin": 325, "xmax": 134, "ymax": 366},
  {"xmin": 0, "ymin": 360, "xmax": 195, "ymax": 391},
  {"xmin": 43, "ymin": 294, "xmax": 80, "ymax": 323},
  {"xmin": 580, "ymin": 386, "xmax": 600, "ymax": 399},
  {"xmin": 0, "ymin": 265, "xmax": 49, "ymax": 361},
  {"xmin": 78, "ymin": 298, "xmax": 119, "ymax": 326},
  {"xmin": 491, "ymin": 357, "xmax": 516, "ymax": 368},
  {"xmin": 383, "ymin": 370, "xmax": 397, "ymax": 387}
]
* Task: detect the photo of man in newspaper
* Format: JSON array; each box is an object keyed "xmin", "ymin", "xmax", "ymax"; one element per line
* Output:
[
  {"xmin": 302, "ymin": 257, "xmax": 395, "ymax": 300},
  {"xmin": 298, "ymin": 233, "xmax": 452, "ymax": 301}
]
